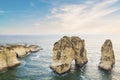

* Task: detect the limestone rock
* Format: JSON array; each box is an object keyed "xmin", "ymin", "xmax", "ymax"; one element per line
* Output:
[
  {"xmin": 0, "ymin": 44, "xmax": 41, "ymax": 72},
  {"xmin": 7, "ymin": 44, "xmax": 41, "ymax": 58},
  {"xmin": 28, "ymin": 45, "xmax": 42, "ymax": 53},
  {"xmin": 0, "ymin": 48, "xmax": 8, "ymax": 71},
  {"xmin": 99, "ymin": 39, "xmax": 115, "ymax": 71},
  {"xmin": 50, "ymin": 36, "xmax": 88, "ymax": 74},
  {"xmin": 71, "ymin": 36, "xmax": 88, "ymax": 67},
  {"xmin": 11, "ymin": 45, "xmax": 29, "ymax": 58},
  {"xmin": 0, "ymin": 47, "xmax": 20, "ymax": 72}
]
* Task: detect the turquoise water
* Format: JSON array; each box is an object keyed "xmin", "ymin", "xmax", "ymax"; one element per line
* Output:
[{"xmin": 0, "ymin": 35, "xmax": 120, "ymax": 80}]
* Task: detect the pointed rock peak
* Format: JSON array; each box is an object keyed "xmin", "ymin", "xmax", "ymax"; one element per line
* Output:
[{"xmin": 103, "ymin": 39, "xmax": 113, "ymax": 47}]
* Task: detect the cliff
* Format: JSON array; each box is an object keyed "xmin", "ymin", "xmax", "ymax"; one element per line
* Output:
[{"xmin": 0, "ymin": 44, "xmax": 41, "ymax": 72}]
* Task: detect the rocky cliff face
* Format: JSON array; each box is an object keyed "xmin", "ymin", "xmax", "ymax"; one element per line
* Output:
[
  {"xmin": 7, "ymin": 44, "xmax": 41, "ymax": 58},
  {"xmin": 50, "ymin": 36, "xmax": 88, "ymax": 74},
  {"xmin": 99, "ymin": 39, "xmax": 115, "ymax": 71},
  {"xmin": 0, "ymin": 47, "xmax": 20, "ymax": 72},
  {"xmin": 0, "ymin": 44, "xmax": 41, "ymax": 72}
]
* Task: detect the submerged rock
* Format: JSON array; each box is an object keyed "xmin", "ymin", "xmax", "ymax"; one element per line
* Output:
[
  {"xmin": 50, "ymin": 36, "xmax": 88, "ymax": 74},
  {"xmin": 0, "ymin": 47, "xmax": 20, "ymax": 71},
  {"xmin": 99, "ymin": 39, "xmax": 115, "ymax": 71}
]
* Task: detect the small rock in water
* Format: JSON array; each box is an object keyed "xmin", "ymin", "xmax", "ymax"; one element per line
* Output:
[{"xmin": 28, "ymin": 45, "xmax": 42, "ymax": 53}]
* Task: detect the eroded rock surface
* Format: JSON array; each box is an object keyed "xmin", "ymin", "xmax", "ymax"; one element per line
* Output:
[
  {"xmin": 0, "ymin": 44, "xmax": 41, "ymax": 72},
  {"xmin": 0, "ymin": 47, "xmax": 20, "ymax": 71},
  {"xmin": 28, "ymin": 45, "xmax": 42, "ymax": 53},
  {"xmin": 99, "ymin": 39, "xmax": 115, "ymax": 71},
  {"xmin": 50, "ymin": 36, "xmax": 88, "ymax": 74},
  {"xmin": 7, "ymin": 44, "xmax": 41, "ymax": 58}
]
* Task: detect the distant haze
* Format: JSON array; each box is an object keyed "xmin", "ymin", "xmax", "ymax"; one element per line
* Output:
[{"xmin": 0, "ymin": 0, "xmax": 120, "ymax": 35}]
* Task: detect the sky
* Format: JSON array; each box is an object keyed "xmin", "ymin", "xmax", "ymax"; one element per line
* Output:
[{"xmin": 0, "ymin": 0, "xmax": 120, "ymax": 35}]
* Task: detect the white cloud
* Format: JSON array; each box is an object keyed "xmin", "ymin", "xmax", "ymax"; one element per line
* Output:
[
  {"xmin": 33, "ymin": 0, "xmax": 120, "ymax": 34},
  {"xmin": 1, "ymin": 0, "xmax": 120, "ymax": 35}
]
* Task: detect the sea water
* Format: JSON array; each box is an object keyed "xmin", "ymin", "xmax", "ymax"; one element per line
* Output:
[{"xmin": 0, "ymin": 34, "xmax": 120, "ymax": 80}]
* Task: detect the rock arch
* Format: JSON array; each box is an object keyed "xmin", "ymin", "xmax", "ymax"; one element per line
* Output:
[{"xmin": 50, "ymin": 36, "xmax": 88, "ymax": 74}]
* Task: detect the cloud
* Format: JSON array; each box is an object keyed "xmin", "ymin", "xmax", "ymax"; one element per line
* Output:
[
  {"xmin": 1, "ymin": 0, "xmax": 120, "ymax": 35},
  {"xmin": 33, "ymin": 0, "xmax": 120, "ymax": 34}
]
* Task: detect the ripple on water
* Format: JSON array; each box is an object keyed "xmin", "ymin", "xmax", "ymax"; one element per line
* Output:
[
  {"xmin": 1, "ymin": 35, "xmax": 120, "ymax": 80},
  {"xmin": 30, "ymin": 55, "xmax": 40, "ymax": 60},
  {"xmin": 17, "ymin": 60, "xmax": 26, "ymax": 68}
]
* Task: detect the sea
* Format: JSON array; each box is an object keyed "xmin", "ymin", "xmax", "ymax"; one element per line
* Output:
[{"xmin": 0, "ymin": 34, "xmax": 120, "ymax": 80}]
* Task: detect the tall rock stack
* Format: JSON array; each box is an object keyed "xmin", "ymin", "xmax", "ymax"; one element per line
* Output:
[
  {"xmin": 99, "ymin": 39, "xmax": 115, "ymax": 71},
  {"xmin": 50, "ymin": 36, "xmax": 88, "ymax": 74}
]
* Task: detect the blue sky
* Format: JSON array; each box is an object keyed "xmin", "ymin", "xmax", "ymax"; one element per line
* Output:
[{"xmin": 0, "ymin": 0, "xmax": 120, "ymax": 35}]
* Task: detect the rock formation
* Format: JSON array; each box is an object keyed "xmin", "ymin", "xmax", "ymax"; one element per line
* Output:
[
  {"xmin": 99, "ymin": 39, "xmax": 115, "ymax": 71},
  {"xmin": 50, "ymin": 36, "xmax": 88, "ymax": 74},
  {"xmin": 0, "ymin": 44, "xmax": 41, "ymax": 72},
  {"xmin": 0, "ymin": 47, "xmax": 20, "ymax": 72},
  {"xmin": 28, "ymin": 45, "xmax": 42, "ymax": 53},
  {"xmin": 6, "ymin": 44, "xmax": 41, "ymax": 58}
]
